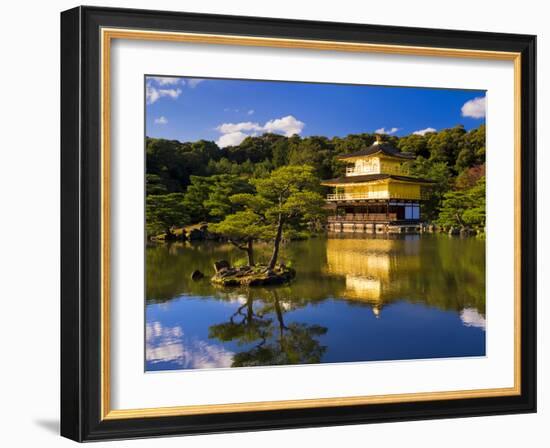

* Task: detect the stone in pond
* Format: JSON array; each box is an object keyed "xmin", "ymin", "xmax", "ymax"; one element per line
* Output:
[
  {"xmin": 191, "ymin": 270, "xmax": 205, "ymax": 281},
  {"xmin": 213, "ymin": 260, "xmax": 230, "ymax": 273}
]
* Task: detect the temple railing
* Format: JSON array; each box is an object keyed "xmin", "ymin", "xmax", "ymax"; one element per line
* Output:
[
  {"xmin": 345, "ymin": 166, "xmax": 408, "ymax": 176},
  {"xmin": 328, "ymin": 213, "xmax": 398, "ymax": 222},
  {"xmin": 327, "ymin": 192, "xmax": 428, "ymax": 201},
  {"xmin": 327, "ymin": 192, "xmax": 389, "ymax": 200}
]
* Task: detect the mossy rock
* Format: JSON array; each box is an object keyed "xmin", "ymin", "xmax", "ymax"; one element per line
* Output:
[
  {"xmin": 190, "ymin": 270, "xmax": 205, "ymax": 281},
  {"xmin": 211, "ymin": 264, "xmax": 296, "ymax": 287}
]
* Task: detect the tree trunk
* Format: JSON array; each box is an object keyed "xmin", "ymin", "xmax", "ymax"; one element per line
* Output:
[
  {"xmin": 267, "ymin": 215, "xmax": 284, "ymax": 270},
  {"xmin": 246, "ymin": 239, "xmax": 255, "ymax": 266},
  {"xmin": 272, "ymin": 292, "xmax": 286, "ymax": 351},
  {"xmin": 229, "ymin": 239, "xmax": 255, "ymax": 266}
]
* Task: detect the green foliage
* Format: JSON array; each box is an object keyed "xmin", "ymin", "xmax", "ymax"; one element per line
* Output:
[
  {"xmin": 437, "ymin": 177, "xmax": 486, "ymax": 229},
  {"xmin": 287, "ymin": 136, "xmax": 335, "ymax": 179},
  {"xmin": 403, "ymin": 157, "xmax": 452, "ymax": 221},
  {"xmin": 145, "ymin": 193, "xmax": 189, "ymax": 238},
  {"xmin": 209, "ymin": 210, "xmax": 271, "ymax": 242},
  {"xmin": 182, "ymin": 174, "xmax": 253, "ymax": 223},
  {"xmin": 181, "ymin": 176, "xmax": 211, "ymax": 223},
  {"xmin": 332, "ymin": 133, "xmax": 376, "ymax": 154},
  {"xmin": 397, "ymin": 133, "xmax": 431, "ymax": 158},
  {"xmin": 146, "ymin": 123, "xmax": 485, "ymax": 232},
  {"xmin": 203, "ymin": 175, "xmax": 254, "ymax": 221},
  {"xmin": 271, "ymin": 138, "xmax": 290, "ymax": 167},
  {"xmin": 146, "ymin": 138, "xmax": 222, "ymax": 195},
  {"xmin": 146, "ymin": 174, "xmax": 168, "ymax": 195},
  {"xmin": 462, "ymin": 177, "xmax": 486, "ymax": 228},
  {"xmin": 250, "ymin": 165, "xmax": 327, "ymax": 236},
  {"xmin": 211, "ymin": 165, "xmax": 326, "ymax": 267},
  {"xmin": 425, "ymin": 125, "xmax": 467, "ymax": 168}
]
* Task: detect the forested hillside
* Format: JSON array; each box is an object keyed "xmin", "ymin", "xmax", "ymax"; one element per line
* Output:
[{"xmin": 146, "ymin": 125, "xmax": 486, "ymax": 238}]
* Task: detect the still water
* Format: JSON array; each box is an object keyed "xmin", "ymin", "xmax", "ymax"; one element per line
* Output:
[{"xmin": 146, "ymin": 234, "xmax": 485, "ymax": 371}]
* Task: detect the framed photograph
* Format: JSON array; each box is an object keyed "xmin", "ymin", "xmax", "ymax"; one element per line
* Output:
[{"xmin": 60, "ymin": 6, "xmax": 536, "ymax": 441}]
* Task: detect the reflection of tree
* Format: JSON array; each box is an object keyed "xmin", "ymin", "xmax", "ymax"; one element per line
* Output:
[
  {"xmin": 208, "ymin": 290, "xmax": 327, "ymax": 367},
  {"xmin": 208, "ymin": 295, "xmax": 272, "ymax": 347}
]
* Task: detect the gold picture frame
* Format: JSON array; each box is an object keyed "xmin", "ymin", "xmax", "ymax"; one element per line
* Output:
[{"xmin": 61, "ymin": 6, "xmax": 536, "ymax": 441}]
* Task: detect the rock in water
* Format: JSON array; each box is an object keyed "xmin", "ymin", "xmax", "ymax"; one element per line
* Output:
[
  {"xmin": 213, "ymin": 260, "xmax": 230, "ymax": 273},
  {"xmin": 211, "ymin": 264, "xmax": 296, "ymax": 287},
  {"xmin": 191, "ymin": 270, "xmax": 204, "ymax": 281}
]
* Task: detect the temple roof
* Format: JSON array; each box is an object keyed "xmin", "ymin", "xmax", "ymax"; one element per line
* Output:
[
  {"xmin": 338, "ymin": 142, "xmax": 415, "ymax": 160},
  {"xmin": 321, "ymin": 173, "xmax": 434, "ymax": 186}
]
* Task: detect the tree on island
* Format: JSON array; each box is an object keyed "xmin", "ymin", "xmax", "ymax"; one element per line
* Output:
[
  {"xmin": 254, "ymin": 165, "xmax": 326, "ymax": 269},
  {"xmin": 145, "ymin": 193, "xmax": 189, "ymax": 239},
  {"xmin": 211, "ymin": 165, "xmax": 326, "ymax": 270},
  {"xmin": 208, "ymin": 209, "xmax": 270, "ymax": 266}
]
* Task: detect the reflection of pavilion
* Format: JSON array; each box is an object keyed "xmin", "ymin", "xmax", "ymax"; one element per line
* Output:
[{"xmin": 325, "ymin": 237, "xmax": 421, "ymax": 315}]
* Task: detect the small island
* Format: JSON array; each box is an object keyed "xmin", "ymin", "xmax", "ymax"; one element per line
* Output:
[{"xmin": 210, "ymin": 261, "xmax": 296, "ymax": 287}]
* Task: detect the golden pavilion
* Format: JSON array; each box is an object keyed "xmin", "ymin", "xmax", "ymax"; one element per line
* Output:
[{"xmin": 321, "ymin": 136, "xmax": 434, "ymax": 233}]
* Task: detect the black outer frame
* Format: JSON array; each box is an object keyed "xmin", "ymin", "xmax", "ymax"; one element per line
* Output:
[{"xmin": 60, "ymin": 5, "xmax": 536, "ymax": 442}]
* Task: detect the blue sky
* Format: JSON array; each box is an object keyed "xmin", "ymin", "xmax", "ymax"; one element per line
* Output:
[{"xmin": 145, "ymin": 76, "xmax": 486, "ymax": 147}]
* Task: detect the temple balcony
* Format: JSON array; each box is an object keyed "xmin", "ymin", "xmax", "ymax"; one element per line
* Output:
[
  {"xmin": 326, "ymin": 192, "xmax": 422, "ymax": 201},
  {"xmin": 345, "ymin": 165, "xmax": 408, "ymax": 177},
  {"xmin": 326, "ymin": 191, "xmax": 430, "ymax": 201},
  {"xmin": 328, "ymin": 213, "xmax": 398, "ymax": 222},
  {"xmin": 327, "ymin": 192, "xmax": 388, "ymax": 201}
]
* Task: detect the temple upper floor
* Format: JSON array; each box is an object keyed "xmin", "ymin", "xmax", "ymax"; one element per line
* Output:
[
  {"xmin": 337, "ymin": 139, "xmax": 415, "ymax": 177},
  {"xmin": 346, "ymin": 155, "xmax": 407, "ymax": 176}
]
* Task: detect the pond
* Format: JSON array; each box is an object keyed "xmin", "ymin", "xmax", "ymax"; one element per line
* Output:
[{"xmin": 145, "ymin": 234, "xmax": 486, "ymax": 371}]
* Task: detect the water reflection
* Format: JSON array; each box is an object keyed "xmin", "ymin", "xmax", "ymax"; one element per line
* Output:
[
  {"xmin": 208, "ymin": 290, "xmax": 327, "ymax": 367},
  {"xmin": 146, "ymin": 234, "xmax": 486, "ymax": 371},
  {"xmin": 460, "ymin": 308, "xmax": 486, "ymax": 330},
  {"xmin": 146, "ymin": 321, "xmax": 234, "ymax": 369}
]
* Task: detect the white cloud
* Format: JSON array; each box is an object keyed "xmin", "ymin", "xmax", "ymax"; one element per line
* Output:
[
  {"xmin": 263, "ymin": 115, "xmax": 305, "ymax": 136},
  {"xmin": 146, "ymin": 84, "xmax": 182, "ymax": 104},
  {"xmin": 216, "ymin": 131, "xmax": 249, "ymax": 148},
  {"xmin": 460, "ymin": 308, "xmax": 486, "ymax": 330},
  {"xmin": 413, "ymin": 127, "xmax": 437, "ymax": 136},
  {"xmin": 149, "ymin": 76, "xmax": 182, "ymax": 86},
  {"xmin": 145, "ymin": 77, "xmax": 205, "ymax": 105},
  {"xmin": 187, "ymin": 78, "xmax": 205, "ymax": 88},
  {"xmin": 461, "ymin": 96, "xmax": 486, "ymax": 119},
  {"xmin": 216, "ymin": 121, "xmax": 262, "ymax": 134},
  {"xmin": 159, "ymin": 88, "xmax": 181, "ymax": 99},
  {"xmin": 145, "ymin": 322, "xmax": 234, "ymax": 369},
  {"xmin": 375, "ymin": 127, "xmax": 399, "ymax": 135},
  {"xmin": 247, "ymin": 109, "xmax": 255, "ymax": 115},
  {"xmin": 154, "ymin": 116, "xmax": 168, "ymax": 125},
  {"xmin": 215, "ymin": 115, "xmax": 305, "ymax": 147}
]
